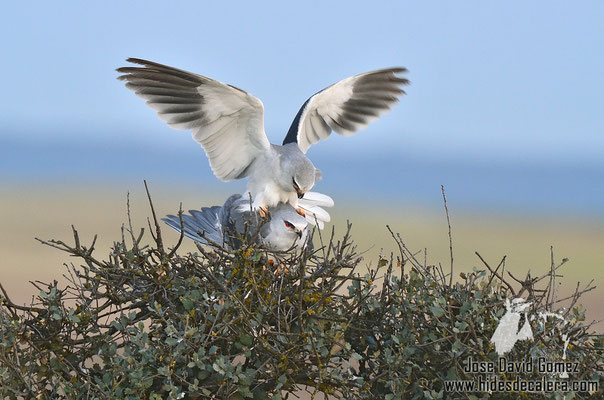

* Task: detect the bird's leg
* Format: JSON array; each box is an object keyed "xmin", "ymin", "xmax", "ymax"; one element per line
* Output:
[
  {"xmin": 258, "ymin": 206, "xmax": 268, "ymax": 218},
  {"xmin": 262, "ymin": 258, "xmax": 275, "ymax": 271},
  {"xmin": 296, "ymin": 208, "xmax": 306, "ymax": 217},
  {"xmin": 275, "ymin": 263, "xmax": 289, "ymax": 275},
  {"xmin": 266, "ymin": 258, "xmax": 288, "ymax": 275}
]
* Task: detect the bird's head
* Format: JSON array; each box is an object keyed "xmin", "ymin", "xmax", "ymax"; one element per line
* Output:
[
  {"xmin": 280, "ymin": 148, "xmax": 319, "ymax": 199},
  {"xmin": 277, "ymin": 205, "xmax": 308, "ymax": 238},
  {"xmin": 263, "ymin": 204, "xmax": 309, "ymax": 251}
]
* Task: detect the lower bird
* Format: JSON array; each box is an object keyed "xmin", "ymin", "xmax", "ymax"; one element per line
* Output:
[{"xmin": 162, "ymin": 192, "xmax": 332, "ymax": 251}]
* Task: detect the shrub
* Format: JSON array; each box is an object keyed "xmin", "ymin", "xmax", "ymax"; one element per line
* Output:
[{"xmin": 1, "ymin": 194, "xmax": 602, "ymax": 399}]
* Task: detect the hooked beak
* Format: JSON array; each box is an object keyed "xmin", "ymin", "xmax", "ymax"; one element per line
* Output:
[
  {"xmin": 293, "ymin": 180, "xmax": 305, "ymax": 199},
  {"xmin": 296, "ymin": 229, "xmax": 303, "ymax": 239}
]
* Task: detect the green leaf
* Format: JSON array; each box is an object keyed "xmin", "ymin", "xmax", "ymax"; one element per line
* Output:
[
  {"xmin": 181, "ymin": 296, "xmax": 194, "ymax": 311},
  {"xmin": 429, "ymin": 304, "xmax": 445, "ymax": 318},
  {"xmin": 240, "ymin": 334, "xmax": 253, "ymax": 347}
]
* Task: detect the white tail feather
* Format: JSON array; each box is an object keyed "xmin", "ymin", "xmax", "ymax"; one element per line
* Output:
[{"xmin": 299, "ymin": 191, "xmax": 334, "ymax": 208}]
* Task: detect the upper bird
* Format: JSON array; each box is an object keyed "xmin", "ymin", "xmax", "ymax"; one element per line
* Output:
[{"xmin": 117, "ymin": 58, "xmax": 409, "ymax": 210}]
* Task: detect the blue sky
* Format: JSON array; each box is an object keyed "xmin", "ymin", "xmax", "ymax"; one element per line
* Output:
[{"xmin": 1, "ymin": 1, "xmax": 603, "ymax": 167}]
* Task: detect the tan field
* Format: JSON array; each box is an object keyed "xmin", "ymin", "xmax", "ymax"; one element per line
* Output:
[{"xmin": 1, "ymin": 183, "xmax": 602, "ymax": 332}]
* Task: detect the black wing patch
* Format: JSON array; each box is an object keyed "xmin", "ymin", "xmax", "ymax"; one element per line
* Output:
[{"xmin": 283, "ymin": 97, "xmax": 311, "ymax": 146}]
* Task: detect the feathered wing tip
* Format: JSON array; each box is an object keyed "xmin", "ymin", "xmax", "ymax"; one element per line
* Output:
[
  {"xmin": 300, "ymin": 205, "xmax": 330, "ymax": 229},
  {"xmin": 231, "ymin": 192, "xmax": 256, "ymax": 214},
  {"xmin": 162, "ymin": 206, "xmax": 225, "ymax": 245},
  {"xmin": 300, "ymin": 191, "xmax": 334, "ymax": 207},
  {"xmin": 298, "ymin": 191, "xmax": 334, "ymax": 229}
]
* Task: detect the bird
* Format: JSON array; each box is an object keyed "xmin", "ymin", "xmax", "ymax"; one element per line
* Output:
[
  {"xmin": 162, "ymin": 191, "xmax": 332, "ymax": 251},
  {"xmin": 117, "ymin": 58, "xmax": 408, "ymax": 210}
]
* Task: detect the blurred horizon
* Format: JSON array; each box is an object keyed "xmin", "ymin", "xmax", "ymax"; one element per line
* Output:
[{"xmin": 2, "ymin": 132, "xmax": 602, "ymax": 219}]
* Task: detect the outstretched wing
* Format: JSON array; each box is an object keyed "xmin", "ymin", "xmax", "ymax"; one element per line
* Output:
[
  {"xmin": 282, "ymin": 67, "xmax": 409, "ymax": 153},
  {"xmin": 117, "ymin": 58, "xmax": 270, "ymax": 181},
  {"xmin": 162, "ymin": 206, "xmax": 224, "ymax": 245}
]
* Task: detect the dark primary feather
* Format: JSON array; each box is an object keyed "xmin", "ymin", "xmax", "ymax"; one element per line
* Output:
[
  {"xmin": 117, "ymin": 58, "xmax": 207, "ymax": 130},
  {"xmin": 119, "ymin": 58, "xmax": 205, "ymax": 84},
  {"xmin": 162, "ymin": 205, "xmax": 224, "ymax": 245}
]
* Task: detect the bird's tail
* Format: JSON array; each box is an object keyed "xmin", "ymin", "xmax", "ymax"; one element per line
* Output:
[
  {"xmin": 299, "ymin": 191, "xmax": 334, "ymax": 229},
  {"xmin": 162, "ymin": 206, "xmax": 224, "ymax": 245}
]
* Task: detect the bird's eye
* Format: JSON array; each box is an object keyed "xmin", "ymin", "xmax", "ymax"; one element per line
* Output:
[
  {"xmin": 284, "ymin": 220, "xmax": 294, "ymax": 229},
  {"xmin": 292, "ymin": 178, "xmax": 300, "ymax": 191}
]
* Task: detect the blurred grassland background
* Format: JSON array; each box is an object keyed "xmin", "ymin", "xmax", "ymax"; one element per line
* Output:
[{"xmin": 1, "ymin": 1, "xmax": 603, "ymax": 333}]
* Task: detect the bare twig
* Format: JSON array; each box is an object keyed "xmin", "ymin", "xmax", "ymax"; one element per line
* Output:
[
  {"xmin": 441, "ymin": 185, "xmax": 454, "ymax": 287},
  {"xmin": 143, "ymin": 180, "xmax": 164, "ymax": 253},
  {"xmin": 167, "ymin": 202, "xmax": 185, "ymax": 258},
  {"xmin": 475, "ymin": 252, "xmax": 516, "ymax": 296}
]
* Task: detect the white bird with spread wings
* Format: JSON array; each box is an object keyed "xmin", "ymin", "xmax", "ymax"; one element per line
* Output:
[{"xmin": 117, "ymin": 58, "xmax": 408, "ymax": 212}]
